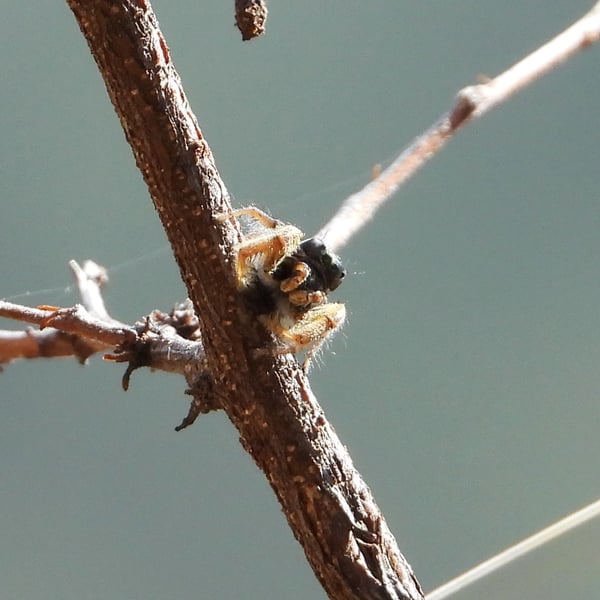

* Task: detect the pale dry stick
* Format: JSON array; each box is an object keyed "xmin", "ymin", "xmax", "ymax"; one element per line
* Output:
[
  {"xmin": 69, "ymin": 259, "xmax": 111, "ymax": 321},
  {"xmin": 0, "ymin": 260, "xmax": 130, "ymax": 363},
  {"xmin": 0, "ymin": 301, "xmax": 134, "ymax": 348},
  {"xmin": 318, "ymin": 2, "xmax": 600, "ymax": 251},
  {"xmin": 0, "ymin": 297, "xmax": 206, "ymax": 379},
  {"xmin": 427, "ymin": 497, "xmax": 600, "ymax": 599}
]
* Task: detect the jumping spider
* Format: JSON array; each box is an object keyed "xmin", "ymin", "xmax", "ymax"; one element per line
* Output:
[{"xmin": 221, "ymin": 207, "xmax": 346, "ymax": 369}]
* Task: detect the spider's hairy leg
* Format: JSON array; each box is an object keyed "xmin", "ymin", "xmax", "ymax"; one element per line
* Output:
[
  {"xmin": 221, "ymin": 206, "xmax": 283, "ymax": 230},
  {"xmin": 264, "ymin": 302, "xmax": 346, "ymax": 370},
  {"xmin": 235, "ymin": 224, "xmax": 303, "ymax": 283},
  {"xmin": 217, "ymin": 207, "xmax": 303, "ymax": 285}
]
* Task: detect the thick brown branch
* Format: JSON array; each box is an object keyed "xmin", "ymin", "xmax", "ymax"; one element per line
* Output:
[{"xmin": 64, "ymin": 1, "xmax": 423, "ymax": 598}]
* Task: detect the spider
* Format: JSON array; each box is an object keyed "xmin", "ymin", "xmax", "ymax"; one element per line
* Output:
[{"xmin": 220, "ymin": 207, "xmax": 346, "ymax": 369}]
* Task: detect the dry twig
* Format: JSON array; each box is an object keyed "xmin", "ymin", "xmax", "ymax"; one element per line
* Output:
[
  {"xmin": 0, "ymin": 260, "xmax": 210, "ymax": 428},
  {"xmin": 318, "ymin": 2, "xmax": 600, "ymax": 252},
  {"xmin": 0, "ymin": 260, "xmax": 130, "ymax": 363}
]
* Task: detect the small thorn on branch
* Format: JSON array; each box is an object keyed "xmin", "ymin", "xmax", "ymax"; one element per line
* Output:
[{"xmin": 175, "ymin": 375, "xmax": 220, "ymax": 431}]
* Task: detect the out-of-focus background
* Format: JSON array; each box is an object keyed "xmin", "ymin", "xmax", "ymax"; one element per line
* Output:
[{"xmin": 2, "ymin": 2, "xmax": 599, "ymax": 598}]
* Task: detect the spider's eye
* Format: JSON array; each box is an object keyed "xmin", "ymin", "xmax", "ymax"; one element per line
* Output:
[{"xmin": 300, "ymin": 237, "xmax": 346, "ymax": 292}]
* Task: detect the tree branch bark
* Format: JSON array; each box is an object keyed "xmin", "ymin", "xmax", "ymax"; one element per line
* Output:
[{"xmin": 64, "ymin": 2, "xmax": 423, "ymax": 598}]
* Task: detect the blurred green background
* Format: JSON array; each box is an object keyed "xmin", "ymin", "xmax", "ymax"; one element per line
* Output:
[{"xmin": 1, "ymin": 2, "xmax": 599, "ymax": 598}]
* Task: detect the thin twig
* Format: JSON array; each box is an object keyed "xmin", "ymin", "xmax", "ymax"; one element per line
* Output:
[
  {"xmin": 69, "ymin": 259, "xmax": 112, "ymax": 321},
  {"xmin": 0, "ymin": 258, "xmax": 133, "ymax": 349},
  {"xmin": 0, "ymin": 260, "xmax": 126, "ymax": 363},
  {"xmin": 0, "ymin": 301, "xmax": 133, "ymax": 350},
  {"xmin": 0, "ymin": 261, "xmax": 204, "ymax": 379},
  {"xmin": 0, "ymin": 326, "xmax": 98, "ymax": 364},
  {"xmin": 318, "ymin": 2, "xmax": 600, "ymax": 251},
  {"xmin": 427, "ymin": 497, "xmax": 600, "ymax": 600}
]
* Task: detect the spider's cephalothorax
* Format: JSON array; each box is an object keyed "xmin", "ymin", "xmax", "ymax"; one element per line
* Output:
[{"xmin": 222, "ymin": 207, "xmax": 346, "ymax": 369}]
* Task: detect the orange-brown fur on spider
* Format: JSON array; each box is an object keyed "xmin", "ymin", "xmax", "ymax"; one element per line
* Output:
[{"xmin": 221, "ymin": 207, "xmax": 346, "ymax": 370}]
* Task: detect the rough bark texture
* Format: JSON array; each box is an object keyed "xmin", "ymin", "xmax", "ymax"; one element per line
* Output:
[
  {"xmin": 65, "ymin": 2, "xmax": 424, "ymax": 598},
  {"xmin": 235, "ymin": 0, "xmax": 268, "ymax": 40}
]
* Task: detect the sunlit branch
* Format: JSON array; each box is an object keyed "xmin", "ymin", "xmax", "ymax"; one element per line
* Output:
[{"xmin": 318, "ymin": 2, "xmax": 600, "ymax": 251}]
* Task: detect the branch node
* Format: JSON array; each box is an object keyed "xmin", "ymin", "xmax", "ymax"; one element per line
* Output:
[{"xmin": 450, "ymin": 86, "xmax": 479, "ymax": 128}]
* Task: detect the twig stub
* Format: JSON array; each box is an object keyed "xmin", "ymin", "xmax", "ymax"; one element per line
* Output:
[{"xmin": 235, "ymin": 0, "xmax": 268, "ymax": 41}]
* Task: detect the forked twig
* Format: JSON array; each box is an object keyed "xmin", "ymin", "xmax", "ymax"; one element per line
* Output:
[
  {"xmin": 0, "ymin": 262, "xmax": 205, "ymax": 383},
  {"xmin": 318, "ymin": 2, "xmax": 600, "ymax": 251},
  {"xmin": 0, "ymin": 260, "xmax": 131, "ymax": 363}
]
